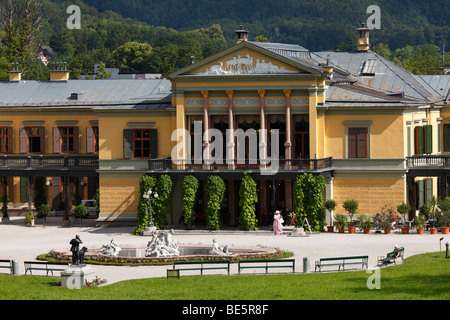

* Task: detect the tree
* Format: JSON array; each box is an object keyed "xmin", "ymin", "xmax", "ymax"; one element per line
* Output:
[
  {"xmin": 33, "ymin": 177, "xmax": 47, "ymax": 211},
  {"xmin": 0, "ymin": 0, "xmax": 44, "ymax": 75},
  {"xmin": 113, "ymin": 41, "xmax": 153, "ymax": 72},
  {"xmin": 254, "ymin": 35, "xmax": 269, "ymax": 43}
]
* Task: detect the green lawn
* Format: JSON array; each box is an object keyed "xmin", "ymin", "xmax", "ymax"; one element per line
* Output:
[{"xmin": 1, "ymin": 252, "xmax": 449, "ymax": 300}]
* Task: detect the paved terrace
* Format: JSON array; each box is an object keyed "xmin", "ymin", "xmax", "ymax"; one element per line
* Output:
[{"xmin": 0, "ymin": 216, "xmax": 447, "ymax": 285}]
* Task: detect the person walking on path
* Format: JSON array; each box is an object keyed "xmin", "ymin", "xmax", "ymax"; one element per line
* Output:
[{"xmin": 273, "ymin": 210, "xmax": 283, "ymax": 235}]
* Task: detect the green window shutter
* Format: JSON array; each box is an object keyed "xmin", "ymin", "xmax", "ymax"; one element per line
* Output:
[
  {"xmin": 438, "ymin": 124, "xmax": 441, "ymax": 153},
  {"xmin": 418, "ymin": 180, "xmax": 424, "ymax": 208},
  {"xmin": 425, "ymin": 125, "xmax": 432, "ymax": 154},
  {"xmin": 407, "ymin": 127, "xmax": 411, "ymax": 157},
  {"xmin": 443, "ymin": 124, "xmax": 450, "ymax": 152},
  {"xmin": 425, "ymin": 178, "xmax": 433, "ymax": 204},
  {"xmin": 123, "ymin": 129, "xmax": 133, "ymax": 159},
  {"xmin": 20, "ymin": 176, "xmax": 28, "ymax": 202},
  {"xmin": 150, "ymin": 129, "xmax": 158, "ymax": 159}
]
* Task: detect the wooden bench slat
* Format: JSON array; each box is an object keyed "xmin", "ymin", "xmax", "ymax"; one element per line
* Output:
[
  {"xmin": 238, "ymin": 259, "xmax": 295, "ymax": 274},
  {"xmin": 173, "ymin": 260, "xmax": 230, "ymax": 275},
  {"xmin": 315, "ymin": 255, "xmax": 368, "ymax": 272},
  {"xmin": 24, "ymin": 261, "xmax": 68, "ymax": 276}
]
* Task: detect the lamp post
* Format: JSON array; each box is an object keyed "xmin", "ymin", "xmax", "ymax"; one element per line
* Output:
[{"xmin": 141, "ymin": 189, "xmax": 158, "ymax": 235}]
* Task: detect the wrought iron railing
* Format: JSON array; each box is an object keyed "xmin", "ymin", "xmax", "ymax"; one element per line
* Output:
[
  {"xmin": 406, "ymin": 155, "xmax": 450, "ymax": 168},
  {"xmin": 0, "ymin": 155, "xmax": 99, "ymax": 169},
  {"xmin": 148, "ymin": 157, "xmax": 332, "ymax": 172}
]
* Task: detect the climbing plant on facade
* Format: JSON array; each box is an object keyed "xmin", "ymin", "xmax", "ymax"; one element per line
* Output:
[
  {"xmin": 134, "ymin": 174, "xmax": 157, "ymax": 235},
  {"xmin": 293, "ymin": 173, "xmax": 327, "ymax": 232},
  {"xmin": 182, "ymin": 175, "xmax": 199, "ymax": 230},
  {"xmin": 238, "ymin": 172, "xmax": 259, "ymax": 231},
  {"xmin": 153, "ymin": 174, "xmax": 175, "ymax": 229},
  {"xmin": 205, "ymin": 175, "xmax": 225, "ymax": 230}
]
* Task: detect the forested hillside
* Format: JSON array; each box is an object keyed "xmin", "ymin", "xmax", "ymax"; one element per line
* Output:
[
  {"xmin": 79, "ymin": 0, "xmax": 450, "ymax": 51},
  {"xmin": 0, "ymin": 0, "xmax": 449, "ymax": 80}
]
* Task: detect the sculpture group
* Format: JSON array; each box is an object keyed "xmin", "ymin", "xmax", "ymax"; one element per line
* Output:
[
  {"xmin": 145, "ymin": 230, "xmax": 180, "ymax": 257},
  {"xmin": 100, "ymin": 239, "xmax": 122, "ymax": 257}
]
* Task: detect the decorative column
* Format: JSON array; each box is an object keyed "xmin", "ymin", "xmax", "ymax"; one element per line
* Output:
[
  {"xmin": 308, "ymin": 89, "xmax": 318, "ymax": 159},
  {"xmin": 258, "ymin": 90, "xmax": 266, "ymax": 169},
  {"xmin": 202, "ymin": 90, "xmax": 210, "ymax": 169},
  {"xmin": 284, "ymin": 89, "xmax": 292, "ymax": 169},
  {"xmin": 226, "ymin": 90, "xmax": 235, "ymax": 169}
]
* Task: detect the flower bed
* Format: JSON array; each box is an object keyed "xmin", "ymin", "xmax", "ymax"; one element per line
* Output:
[{"xmin": 38, "ymin": 248, "xmax": 293, "ymax": 266}]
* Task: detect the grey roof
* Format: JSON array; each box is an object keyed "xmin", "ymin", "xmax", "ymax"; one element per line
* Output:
[
  {"xmin": 415, "ymin": 75, "xmax": 450, "ymax": 102},
  {"xmin": 311, "ymin": 51, "xmax": 441, "ymax": 103},
  {"xmin": 0, "ymin": 78, "xmax": 172, "ymax": 108}
]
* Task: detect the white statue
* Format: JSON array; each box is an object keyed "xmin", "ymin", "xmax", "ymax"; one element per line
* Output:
[
  {"xmin": 209, "ymin": 238, "xmax": 231, "ymax": 256},
  {"xmin": 100, "ymin": 239, "xmax": 122, "ymax": 257},
  {"xmin": 145, "ymin": 230, "xmax": 180, "ymax": 257}
]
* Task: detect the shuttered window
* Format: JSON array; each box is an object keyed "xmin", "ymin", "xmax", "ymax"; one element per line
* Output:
[
  {"xmin": 348, "ymin": 127, "xmax": 368, "ymax": 158},
  {"xmin": 53, "ymin": 127, "xmax": 79, "ymax": 154},
  {"xmin": 443, "ymin": 124, "xmax": 450, "ymax": 152},
  {"xmin": 0, "ymin": 127, "xmax": 13, "ymax": 153},
  {"xmin": 415, "ymin": 125, "xmax": 433, "ymax": 154},
  {"xmin": 123, "ymin": 128, "xmax": 158, "ymax": 159},
  {"xmin": 19, "ymin": 127, "xmax": 45, "ymax": 153}
]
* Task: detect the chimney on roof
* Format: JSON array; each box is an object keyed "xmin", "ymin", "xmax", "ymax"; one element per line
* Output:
[
  {"xmin": 9, "ymin": 63, "xmax": 22, "ymax": 81},
  {"xmin": 235, "ymin": 25, "xmax": 249, "ymax": 43},
  {"xmin": 50, "ymin": 62, "xmax": 70, "ymax": 81},
  {"xmin": 356, "ymin": 23, "xmax": 370, "ymax": 51},
  {"xmin": 321, "ymin": 55, "xmax": 334, "ymax": 77}
]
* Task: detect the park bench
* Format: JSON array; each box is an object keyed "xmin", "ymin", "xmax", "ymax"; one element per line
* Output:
[
  {"xmin": 377, "ymin": 247, "xmax": 404, "ymax": 266},
  {"xmin": 0, "ymin": 259, "xmax": 13, "ymax": 274},
  {"xmin": 24, "ymin": 261, "xmax": 69, "ymax": 276},
  {"xmin": 172, "ymin": 260, "xmax": 230, "ymax": 275},
  {"xmin": 315, "ymin": 255, "xmax": 368, "ymax": 272},
  {"xmin": 238, "ymin": 259, "xmax": 295, "ymax": 275}
]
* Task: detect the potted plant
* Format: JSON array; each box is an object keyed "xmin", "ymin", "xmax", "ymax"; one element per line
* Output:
[
  {"xmin": 334, "ymin": 214, "xmax": 347, "ymax": 233},
  {"xmin": 343, "ymin": 199, "xmax": 358, "ymax": 233},
  {"xmin": 414, "ymin": 214, "xmax": 425, "ymax": 234},
  {"xmin": 358, "ymin": 214, "xmax": 371, "ymax": 234},
  {"xmin": 25, "ymin": 211, "xmax": 35, "ymax": 227},
  {"xmin": 427, "ymin": 196, "xmax": 438, "ymax": 234},
  {"xmin": 397, "ymin": 202, "xmax": 411, "ymax": 234},
  {"xmin": 437, "ymin": 197, "xmax": 450, "ymax": 234},
  {"xmin": 324, "ymin": 199, "xmax": 337, "ymax": 232}
]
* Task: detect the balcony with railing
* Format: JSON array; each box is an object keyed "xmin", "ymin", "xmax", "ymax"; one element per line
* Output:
[
  {"xmin": 406, "ymin": 155, "xmax": 450, "ymax": 176},
  {"xmin": 148, "ymin": 157, "xmax": 333, "ymax": 178},
  {"xmin": 0, "ymin": 155, "xmax": 99, "ymax": 176}
]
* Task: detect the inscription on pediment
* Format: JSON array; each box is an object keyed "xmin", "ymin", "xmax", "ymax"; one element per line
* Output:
[{"xmin": 199, "ymin": 51, "xmax": 298, "ymax": 75}]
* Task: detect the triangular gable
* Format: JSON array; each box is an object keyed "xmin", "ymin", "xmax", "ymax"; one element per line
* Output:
[{"xmin": 169, "ymin": 41, "xmax": 325, "ymax": 78}]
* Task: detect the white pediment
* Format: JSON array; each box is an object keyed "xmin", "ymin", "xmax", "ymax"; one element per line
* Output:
[{"xmin": 198, "ymin": 51, "xmax": 298, "ymax": 75}]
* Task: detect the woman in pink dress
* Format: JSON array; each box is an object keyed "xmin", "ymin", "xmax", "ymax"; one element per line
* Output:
[{"xmin": 273, "ymin": 210, "xmax": 284, "ymax": 235}]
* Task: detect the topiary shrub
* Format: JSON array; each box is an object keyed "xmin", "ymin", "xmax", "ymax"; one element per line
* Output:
[
  {"xmin": 73, "ymin": 204, "xmax": 88, "ymax": 227},
  {"xmin": 134, "ymin": 175, "xmax": 157, "ymax": 235},
  {"xmin": 153, "ymin": 174, "xmax": 174, "ymax": 229},
  {"xmin": 182, "ymin": 175, "xmax": 199, "ymax": 230},
  {"xmin": 37, "ymin": 204, "xmax": 50, "ymax": 227},
  {"xmin": 238, "ymin": 172, "xmax": 258, "ymax": 231},
  {"xmin": 205, "ymin": 175, "xmax": 225, "ymax": 230},
  {"xmin": 293, "ymin": 173, "xmax": 326, "ymax": 232}
]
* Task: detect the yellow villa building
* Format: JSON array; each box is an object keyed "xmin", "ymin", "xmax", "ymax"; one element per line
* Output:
[{"xmin": 1, "ymin": 25, "xmax": 450, "ymax": 228}]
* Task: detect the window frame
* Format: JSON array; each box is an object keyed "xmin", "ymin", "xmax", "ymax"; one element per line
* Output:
[
  {"xmin": 132, "ymin": 128, "xmax": 151, "ymax": 159},
  {"xmin": 0, "ymin": 127, "xmax": 10, "ymax": 154},
  {"xmin": 344, "ymin": 121, "xmax": 372, "ymax": 159},
  {"xmin": 59, "ymin": 126, "xmax": 75, "ymax": 153}
]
